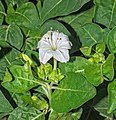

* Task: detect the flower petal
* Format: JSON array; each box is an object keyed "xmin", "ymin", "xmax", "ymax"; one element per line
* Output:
[
  {"xmin": 57, "ymin": 33, "xmax": 72, "ymax": 49},
  {"xmin": 52, "ymin": 31, "xmax": 59, "ymax": 48},
  {"xmin": 53, "ymin": 49, "xmax": 69, "ymax": 63},
  {"xmin": 39, "ymin": 49, "xmax": 53, "ymax": 64},
  {"xmin": 38, "ymin": 40, "xmax": 51, "ymax": 49}
]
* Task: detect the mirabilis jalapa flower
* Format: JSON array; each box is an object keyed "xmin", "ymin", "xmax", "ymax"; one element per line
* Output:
[{"xmin": 38, "ymin": 30, "xmax": 72, "ymax": 64}]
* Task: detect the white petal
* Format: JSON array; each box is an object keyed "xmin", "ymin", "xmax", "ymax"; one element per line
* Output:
[
  {"xmin": 53, "ymin": 49, "xmax": 69, "ymax": 63},
  {"xmin": 38, "ymin": 40, "xmax": 51, "ymax": 48},
  {"xmin": 39, "ymin": 48, "xmax": 53, "ymax": 64},
  {"xmin": 58, "ymin": 40, "xmax": 72, "ymax": 49},
  {"xmin": 57, "ymin": 33, "xmax": 72, "ymax": 49},
  {"xmin": 52, "ymin": 31, "xmax": 59, "ymax": 48}
]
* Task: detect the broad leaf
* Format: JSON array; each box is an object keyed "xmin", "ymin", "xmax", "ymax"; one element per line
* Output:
[
  {"xmin": 108, "ymin": 79, "xmax": 116, "ymax": 113},
  {"xmin": 78, "ymin": 23, "xmax": 104, "ymax": 47},
  {"xmin": 0, "ymin": 47, "xmax": 20, "ymax": 80},
  {"xmin": 85, "ymin": 54, "xmax": 114, "ymax": 86},
  {"xmin": 0, "ymin": 1, "xmax": 5, "ymax": 25},
  {"xmin": 59, "ymin": 57, "xmax": 89, "ymax": 75},
  {"xmin": 5, "ymin": 0, "xmax": 29, "ymax": 7},
  {"xmin": 0, "ymin": 91, "xmax": 13, "ymax": 113},
  {"xmin": 11, "ymin": 91, "xmax": 32, "ymax": 107},
  {"xmin": 6, "ymin": 2, "xmax": 40, "ymax": 36},
  {"xmin": 94, "ymin": 97, "xmax": 113, "ymax": 118},
  {"xmin": 94, "ymin": 0, "xmax": 116, "ymax": 28},
  {"xmin": 8, "ymin": 106, "xmax": 45, "ymax": 120},
  {"xmin": 58, "ymin": 7, "xmax": 95, "ymax": 31},
  {"xmin": 0, "ymin": 25, "xmax": 23, "ymax": 49},
  {"xmin": 51, "ymin": 72, "xmax": 96, "ymax": 113},
  {"xmin": 49, "ymin": 108, "xmax": 83, "ymax": 120},
  {"xmin": 85, "ymin": 63, "xmax": 103, "ymax": 86},
  {"xmin": 107, "ymin": 26, "xmax": 116, "ymax": 53},
  {"xmin": 40, "ymin": 0, "xmax": 90, "ymax": 24},
  {"xmin": 2, "ymin": 63, "xmax": 38, "ymax": 93},
  {"xmin": 103, "ymin": 54, "xmax": 114, "ymax": 81}
]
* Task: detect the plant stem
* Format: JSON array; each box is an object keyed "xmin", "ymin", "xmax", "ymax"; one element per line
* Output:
[{"xmin": 53, "ymin": 58, "xmax": 57, "ymax": 70}]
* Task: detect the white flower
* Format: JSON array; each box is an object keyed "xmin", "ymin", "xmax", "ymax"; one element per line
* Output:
[{"xmin": 38, "ymin": 31, "xmax": 72, "ymax": 64}]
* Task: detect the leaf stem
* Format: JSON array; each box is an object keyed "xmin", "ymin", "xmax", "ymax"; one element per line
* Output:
[{"xmin": 53, "ymin": 58, "xmax": 57, "ymax": 70}]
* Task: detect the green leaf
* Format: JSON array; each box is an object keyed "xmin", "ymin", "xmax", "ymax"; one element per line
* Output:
[
  {"xmin": 85, "ymin": 63, "xmax": 103, "ymax": 86},
  {"xmin": 39, "ymin": 20, "xmax": 70, "ymax": 36},
  {"xmin": 103, "ymin": 54, "xmax": 114, "ymax": 81},
  {"xmin": 94, "ymin": 0, "xmax": 116, "ymax": 28},
  {"xmin": 11, "ymin": 91, "xmax": 32, "ymax": 107},
  {"xmin": 5, "ymin": 0, "xmax": 29, "ymax": 6},
  {"xmin": 6, "ymin": 2, "xmax": 40, "ymax": 36},
  {"xmin": 0, "ymin": 91, "xmax": 13, "ymax": 113},
  {"xmin": 78, "ymin": 23, "xmax": 104, "ymax": 47},
  {"xmin": 59, "ymin": 57, "xmax": 89, "ymax": 75},
  {"xmin": 94, "ymin": 97, "xmax": 113, "ymax": 118},
  {"xmin": 25, "ymin": 37, "xmax": 39, "ymax": 51},
  {"xmin": 107, "ymin": 26, "xmax": 116, "ymax": 53},
  {"xmin": 96, "ymin": 42, "xmax": 105, "ymax": 53},
  {"xmin": 0, "ymin": 25, "xmax": 23, "ymax": 49},
  {"xmin": 0, "ymin": 47, "xmax": 20, "ymax": 80},
  {"xmin": 58, "ymin": 7, "xmax": 95, "ymax": 31},
  {"xmin": 85, "ymin": 54, "xmax": 114, "ymax": 86},
  {"xmin": 51, "ymin": 72, "xmax": 96, "ymax": 113},
  {"xmin": 0, "ymin": 1, "xmax": 5, "ymax": 25},
  {"xmin": 40, "ymin": 0, "xmax": 90, "ymax": 24},
  {"xmin": 8, "ymin": 106, "xmax": 45, "ymax": 120},
  {"xmin": 108, "ymin": 79, "xmax": 116, "ymax": 113},
  {"xmin": 49, "ymin": 108, "xmax": 83, "ymax": 120},
  {"xmin": 2, "ymin": 63, "xmax": 38, "ymax": 93}
]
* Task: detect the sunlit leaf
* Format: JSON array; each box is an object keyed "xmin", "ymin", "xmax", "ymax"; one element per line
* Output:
[
  {"xmin": 85, "ymin": 54, "xmax": 114, "ymax": 86},
  {"xmin": 59, "ymin": 57, "xmax": 89, "ymax": 75},
  {"xmin": 2, "ymin": 63, "xmax": 38, "ymax": 93},
  {"xmin": 49, "ymin": 108, "xmax": 83, "ymax": 120},
  {"xmin": 51, "ymin": 72, "xmax": 96, "ymax": 113},
  {"xmin": 8, "ymin": 106, "xmax": 45, "ymax": 120}
]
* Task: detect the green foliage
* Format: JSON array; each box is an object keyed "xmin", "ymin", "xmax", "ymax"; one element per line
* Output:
[
  {"xmin": 2, "ymin": 63, "xmax": 38, "ymax": 93},
  {"xmin": 8, "ymin": 106, "xmax": 45, "ymax": 120},
  {"xmin": 51, "ymin": 72, "xmax": 96, "ymax": 112},
  {"xmin": 0, "ymin": 91, "xmax": 13, "ymax": 119},
  {"xmin": 108, "ymin": 79, "xmax": 116, "ymax": 113},
  {"xmin": 94, "ymin": 0, "xmax": 116, "ymax": 28},
  {"xmin": 0, "ymin": 0, "xmax": 116, "ymax": 119},
  {"xmin": 0, "ymin": 1, "xmax": 5, "ymax": 25},
  {"xmin": 49, "ymin": 108, "xmax": 83, "ymax": 120}
]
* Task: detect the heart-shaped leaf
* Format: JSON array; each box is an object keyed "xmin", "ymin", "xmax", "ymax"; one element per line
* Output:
[
  {"xmin": 2, "ymin": 63, "xmax": 38, "ymax": 93},
  {"xmin": 51, "ymin": 72, "xmax": 96, "ymax": 113}
]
